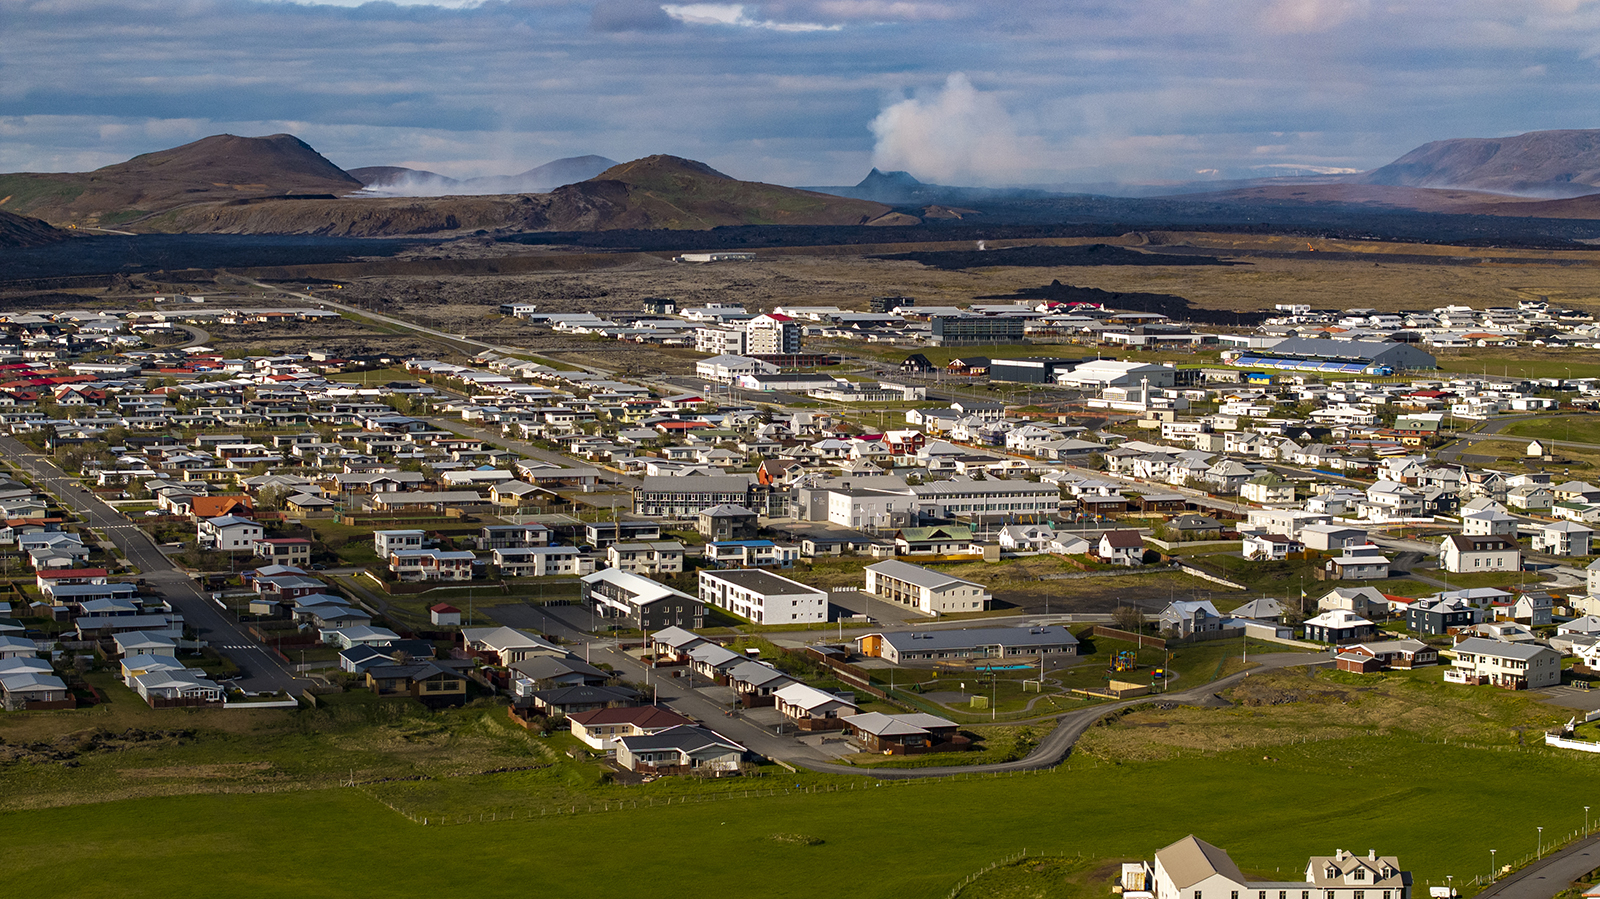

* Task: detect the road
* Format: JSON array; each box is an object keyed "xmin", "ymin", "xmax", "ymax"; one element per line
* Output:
[
  {"xmin": 1476, "ymin": 833, "xmax": 1600, "ymax": 899},
  {"xmin": 231, "ymin": 276, "xmax": 611, "ymax": 377},
  {"xmin": 0, "ymin": 436, "xmax": 305, "ymax": 693}
]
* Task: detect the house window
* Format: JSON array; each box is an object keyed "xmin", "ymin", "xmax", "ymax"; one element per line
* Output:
[{"xmin": 1355, "ymin": 893, "xmax": 1364, "ymax": 899}]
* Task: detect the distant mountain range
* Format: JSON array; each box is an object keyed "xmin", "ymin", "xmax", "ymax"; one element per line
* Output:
[
  {"xmin": 348, "ymin": 155, "xmax": 620, "ymax": 196},
  {"xmin": 9, "ymin": 128, "xmax": 1600, "ymax": 237}
]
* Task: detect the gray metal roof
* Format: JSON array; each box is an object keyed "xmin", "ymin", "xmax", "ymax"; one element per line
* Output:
[{"xmin": 874, "ymin": 624, "xmax": 1078, "ymax": 652}]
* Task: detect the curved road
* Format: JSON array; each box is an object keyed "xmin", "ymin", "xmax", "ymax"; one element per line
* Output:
[
  {"xmin": 791, "ymin": 652, "xmax": 1326, "ymax": 778},
  {"xmin": 1477, "ymin": 833, "xmax": 1600, "ymax": 899},
  {"xmin": 0, "ymin": 435, "xmax": 305, "ymax": 693}
]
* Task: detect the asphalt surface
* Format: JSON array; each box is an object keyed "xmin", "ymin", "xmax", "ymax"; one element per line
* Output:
[
  {"xmin": 1, "ymin": 436, "xmax": 305, "ymax": 693},
  {"xmin": 1476, "ymin": 834, "xmax": 1600, "ymax": 899}
]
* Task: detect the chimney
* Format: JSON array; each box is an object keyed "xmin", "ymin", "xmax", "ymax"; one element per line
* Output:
[
  {"xmin": 1336, "ymin": 850, "xmax": 1344, "ymax": 860},
  {"xmin": 1368, "ymin": 850, "xmax": 1375, "ymax": 861}
]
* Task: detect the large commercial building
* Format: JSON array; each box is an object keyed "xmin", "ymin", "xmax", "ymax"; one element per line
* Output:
[
  {"xmin": 1229, "ymin": 337, "xmax": 1436, "ymax": 374},
  {"xmin": 698, "ymin": 569, "xmax": 827, "ymax": 625},
  {"xmin": 930, "ymin": 315, "xmax": 1026, "ymax": 346},
  {"xmin": 990, "ymin": 356, "xmax": 1081, "ymax": 383},
  {"xmin": 1056, "ymin": 360, "xmax": 1177, "ymax": 389}
]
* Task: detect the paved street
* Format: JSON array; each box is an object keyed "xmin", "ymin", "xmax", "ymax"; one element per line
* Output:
[
  {"xmin": 1476, "ymin": 834, "xmax": 1600, "ymax": 899},
  {"xmin": 0, "ymin": 435, "xmax": 305, "ymax": 693}
]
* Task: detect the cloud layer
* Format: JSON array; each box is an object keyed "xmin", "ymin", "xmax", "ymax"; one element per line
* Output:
[{"xmin": 7, "ymin": 0, "xmax": 1600, "ymax": 187}]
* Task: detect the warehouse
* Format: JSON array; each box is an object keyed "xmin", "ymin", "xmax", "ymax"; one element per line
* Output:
[
  {"xmin": 1228, "ymin": 337, "xmax": 1435, "ymax": 374},
  {"xmin": 989, "ymin": 356, "xmax": 1082, "ymax": 383},
  {"xmin": 930, "ymin": 315, "xmax": 1026, "ymax": 346},
  {"xmin": 1055, "ymin": 359, "xmax": 1176, "ymax": 389}
]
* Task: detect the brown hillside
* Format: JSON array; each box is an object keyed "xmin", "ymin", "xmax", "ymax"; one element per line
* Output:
[
  {"xmin": 150, "ymin": 153, "xmax": 896, "ymax": 236},
  {"xmin": 0, "ymin": 209, "xmax": 70, "ymax": 248},
  {"xmin": 0, "ymin": 133, "xmax": 363, "ymax": 226},
  {"xmin": 1352, "ymin": 129, "xmax": 1600, "ymax": 197}
]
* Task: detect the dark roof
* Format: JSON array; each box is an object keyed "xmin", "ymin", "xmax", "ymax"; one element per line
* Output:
[
  {"xmin": 568, "ymin": 705, "xmax": 693, "ymax": 728},
  {"xmin": 367, "ymin": 661, "xmax": 463, "ymax": 682},
  {"xmin": 532, "ymin": 684, "xmax": 641, "ymax": 705},
  {"xmin": 1100, "ymin": 530, "xmax": 1145, "ymax": 548}
]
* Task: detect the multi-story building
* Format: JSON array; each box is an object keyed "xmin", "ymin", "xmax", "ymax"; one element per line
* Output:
[
  {"xmin": 388, "ymin": 549, "xmax": 475, "ymax": 582},
  {"xmin": 634, "ymin": 475, "xmax": 760, "ymax": 517},
  {"xmin": 581, "ymin": 568, "xmax": 703, "ymax": 630},
  {"xmin": 1439, "ymin": 534, "xmax": 1521, "ymax": 573},
  {"xmin": 1448, "ymin": 636, "xmax": 1561, "ymax": 688},
  {"xmin": 863, "ymin": 559, "xmax": 989, "ymax": 616},
  {"xmin": 606, "ymin": 541, "xmax": 686, "ymax": 575},
  {"xmin": 910, "ymin": 477, "xmax": 1058, "ymax": 521},
  {"xmin": 493, "ymin": 546, "xmax": 592, "ymax": 577},
  {"xmin": 744, "ymin": 314, "xmax": 801, "ymax": 355},
  {"xmin": 373, "ymin": 529, "xmax": 426, "ymax": 555},
  {"xmin": 698, "ymin": 569, "xmax": 827, "ymax": 625}
]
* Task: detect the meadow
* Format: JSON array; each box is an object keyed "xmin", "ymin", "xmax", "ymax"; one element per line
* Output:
[{"xmin": 0, "ymin": 667, "xmax": 1589, "ymax": 898}]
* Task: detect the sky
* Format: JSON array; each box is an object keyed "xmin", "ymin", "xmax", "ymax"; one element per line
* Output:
[{"xmin": 4, "ymin": 0, "xmax": 1600, "ymax": 188}]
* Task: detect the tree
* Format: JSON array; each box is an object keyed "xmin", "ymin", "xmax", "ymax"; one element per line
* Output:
[{"xmin": 1112, "ymin": 605, "xmax": 1146, "ymax": 633}]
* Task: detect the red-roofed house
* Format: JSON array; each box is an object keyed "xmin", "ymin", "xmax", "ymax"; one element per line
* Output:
[
  {"xmin": 1097, "ymin": 530, "xmax": 1147, "ymax": 567},
  {"xmin": 568, "ymin": 705, "xmax": 695, "ymax": 750},
  {"xmin": 429, "ymin": 603, "xmax": 462, "ymax": 627},
  {"xmin": 36, "ymin": 568, "xmax": 109, "ymax": 590}
]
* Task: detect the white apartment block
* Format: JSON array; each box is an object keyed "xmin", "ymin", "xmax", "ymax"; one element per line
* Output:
[{"xmin": 698, "ymin": 569, "xmax": 827, "ymax": 625}]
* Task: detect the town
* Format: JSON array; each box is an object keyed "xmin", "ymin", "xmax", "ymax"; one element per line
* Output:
[{"xmin": 3, "ymin": 288, "xmax": 1600, "ymax": 897}]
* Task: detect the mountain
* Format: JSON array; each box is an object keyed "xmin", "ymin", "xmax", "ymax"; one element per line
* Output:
[
  {"xmin": 809, "ymin": 169, "xmax": 1065, "ymax": 206},
  {"xmin": 464, "ymin": 155, "xmax": 619, "ymax": 194},
  {"xmin": 0, "ymin": 209, "xmax": 70, "ymax": 248},
  {"xmin": 148, "ymin": 153, "xmax": 899, "ymax": 235},
  {"xmin": 0, "ymin": 133, "xmax": 363, "ymax": 227},
  {"xmin": 348, "ymin": 166, "xmax": 459, "ymax": 189},
  {"xmin": 1351, "ymin": 129, "xmax": 1600, "ymax": 197},
  {"xmin": 351, "ymin": 156, "xmax": 619, "ymax": 197}
]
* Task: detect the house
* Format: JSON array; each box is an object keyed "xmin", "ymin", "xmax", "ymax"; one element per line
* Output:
[
  {"xmin": 1240, "ymin": 472, "xmax": 1295, "ymax": 504},
  {"xmin": 1533, "ymin": 521, "xmax": 1594, "ymax": 557},
  {"xmin": 605, "ymin": 541, "xmax": 685, "ymax": 575},
  {"xmin": 0, "ymin": 669, "xmax": 73, "ymax": 711},
  {"xmin": 567, "ymin": 705, "xmax": 697, "ymax": 750},
  {"xmin": 373, "ymin": 529, "xmax": 426, "ymax": 555},
  {"xmin": 697, "ymin": 503, "xmax": 759, "ymax": 542},
  {"xmin": 773, "ymin": 682, "xmax": 859, "ymax": 731},
  {"xmin": 1158, "ymin": 600, "xmax": 1223, "ymax": 638},
  {"xmin": 129, "ymin": 669, "xmax": 223, "ymax": 708},
  {"xmin": 1405, "ymin": 596, "xmax": 1482, "ymax": 635},
  {"xmin": 1302, "ymin": 609, "xmax": 1377, "ymax": 644},
  {"xmin": 1448, "ymin": 636, "xmax": 1561, "ymax": 689},
  {"xmin": 1344, "ymin": 639, "xmax": 1438, "ymax": 669},
  {"xmin": 365, "ymin": 662, "xmax": 468, "ymax": 707},
  {"xmin": 389, "ymin": 549, "xmax": 476, "ymax": 582},
  {"xmin": 495, "ymin": 546, "xmax": 592, "ymax": 578},
  {"xmin": 256, "ymin": 537, "xmax": 311, "ymax": 567},
  {"xmin": 1231, "ymin": 597, "xmax": 1284, "ymax": 622},
  {"xmin": 893, "ymin": 525, "xmax": 974, "ymax": 556},
  {"xmin": 460, "ymin": 626, "xmax": 564, "ymax": 666},
  {"xmin": 1322, "ymin": 544, "xmax": 1390, "ymax": 580},
  {"xmin": 840, "ymin": 711, "xmax": 968, "ymax": 754},
  {"xmin": 698, "ymin": 569, "xmax": 828, "ymax": 625},
  {"xmin": 429, "ymin": 603, "xmax": 462, "ymax": 627},
  {"xmin": 1439, "ymin": 534, "xmax": 1521, "ymax": 574},
  {"xmin": 614, "ymin": 725, "xmax": 745, "ymax": 776},
  {"xmin": 997, "ymin": 524, "xmax": 1057, "ymax": 551},
  {"xmin": 1151, "ymin": 836, "xmax": 1411, "ymax": 899},
  {"xmin": 1243, "ymin": 532, "xmax": 1301, "ymax": 561},
  {"xmin": 725, "ymin": 659, "xmax": 796, "ymax": 706},
  {"xmin": 1298, "ymin": 523, "xmax": 1368, "ymax": 552},
  {"xmin": 1508, "ymin": 590, "xmax": 1555, "ymax": 627},
  {"xmin": 525, "ymin": 684, "xmax": 642, "ymax": 717},
  {"xmin": 197, "ymin": 514, "xmax": 262, "ymax": 551},
  {"xmin": 509, "ymin": 656, "xmax": 610, "ymax": 697},
  {"xmin": 703, "ymin": 540, "xmax": 800, "ymax": 569},
  {"xmin": 1097, "ymin": 530, "xmax": 1146, "ymax": 566},
  {"xmin": 1319, "ymin": 586, "xmax": 1390, "ymax": 620},
  {"xmin": 581, "ymin": 568, "xmax": 703, "ymax": 630},
  {"xmin": 862, "ymin": 559, "xmax": 990, "ymax": 617}
]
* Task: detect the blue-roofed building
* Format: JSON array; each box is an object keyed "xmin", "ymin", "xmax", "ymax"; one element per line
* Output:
[{"xmin": 703, "ymin": 540, "xmax": 799, "ymax": 568}]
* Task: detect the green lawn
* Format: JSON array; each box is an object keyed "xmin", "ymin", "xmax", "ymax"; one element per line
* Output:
[
  {"xmin": 1503, "ymin": 416, "xmax": 1600, "ymax": 446},
  {"xmin": 1434, "ymin": 348, "xmax": 1600, "ymax": 381},
  {"xmin": 2, "ymin": 724, "xmax": 1593, "ymax": 898}
]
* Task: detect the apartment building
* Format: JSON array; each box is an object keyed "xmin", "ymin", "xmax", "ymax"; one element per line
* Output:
[{"xmin": 698, "ymin": 569, "xmax": 827, "ymax": 625}]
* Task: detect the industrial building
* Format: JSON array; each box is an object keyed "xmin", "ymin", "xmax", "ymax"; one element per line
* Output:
[
  {"xmin": 989, "ymin": 356, "xmax": 1081, "ymax": 383},
  {"xmin": 1227, "ymin": 337, "xmax": 1436, "ymax": 374},
  {"xmin": 930, "ymin": 316, "xmax": 1026, "ymax": 346}
]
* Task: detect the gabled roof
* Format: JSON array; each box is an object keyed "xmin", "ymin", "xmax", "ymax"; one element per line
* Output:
[
  {"xmin": 1154, "ymin": 835, "xmax": 1247, "ymax": 891},
  {"xmin": 568, "ymin": 705, "xmax": 692, "ymax": 729}
]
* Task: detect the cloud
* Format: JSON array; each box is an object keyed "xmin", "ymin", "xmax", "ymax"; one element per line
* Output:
[
  {"xmin": 869, "ymin": 73, "xmax": 1038, "ymax": 185},
  {"xmin": 661, "ymin": 3, "xmax": 841, "ymax": 31},
  {"xmin": 591, "ymin": 0, "xmax": 680, "ymax": 31}
]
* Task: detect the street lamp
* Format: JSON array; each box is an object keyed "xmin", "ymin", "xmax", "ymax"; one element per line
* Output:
[
  {"xmin": 1538, "ymin": 826, "xmax": 1544, "ymax": 860},
  {"xmin": 1489, "ymin": 849, "xmax": 1496, "ymax": 881},
  {"xmin": 1588, "ymin": 806, "xmax": 1592, "ymax": 835}
]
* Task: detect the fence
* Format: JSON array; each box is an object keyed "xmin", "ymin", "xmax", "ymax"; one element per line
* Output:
[
  {"xmin": 1092, "ymin": 625, "xmax": 1165, "ymax": 649},
  {"xmin": 1172, "ymin": 561, "xmax": 1248, "ymax": 591}
]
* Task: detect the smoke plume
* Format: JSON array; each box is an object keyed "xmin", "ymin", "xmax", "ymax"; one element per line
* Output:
[{"xmin": 869, "ymin": 73, "xmax": 1032, "ymax": 186}]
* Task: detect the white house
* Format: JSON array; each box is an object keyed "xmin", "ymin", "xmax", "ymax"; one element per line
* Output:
[
  {"xmin": 1448, "ymin": 636, "xmax": 1560, "ymax": 689},
  {"xmin": 698, "ymin": 569, "xmax": 827, "ymax": 625},
  {"xmin": 1533, "ymin": 521, "xmax": 1594, "ymax": 557},
  {"xmin": 1440, "ymin": 534, "xmax": 1521, "ymax": 574},
  {"xmin": 197, "ymin": 515, "xmax": 262, "ymax": 551}
]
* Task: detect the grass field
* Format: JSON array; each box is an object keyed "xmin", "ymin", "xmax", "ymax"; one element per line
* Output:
[
  {"xmin": 1, "ymin": 680, "xmax": 1592, "ymax": 899},
  {"xmin": 1503, "ymin": 416, "xmax": 1600, "ymax": 446},
  {"xmin": 1434, "ymin": 349, "xmax": 1600, "ymax": 381}
]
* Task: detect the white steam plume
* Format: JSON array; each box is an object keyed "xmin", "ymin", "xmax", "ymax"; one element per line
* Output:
[{"xmin": 869, "ymin": 73, "xmax": 1033, "ymax": 186}]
